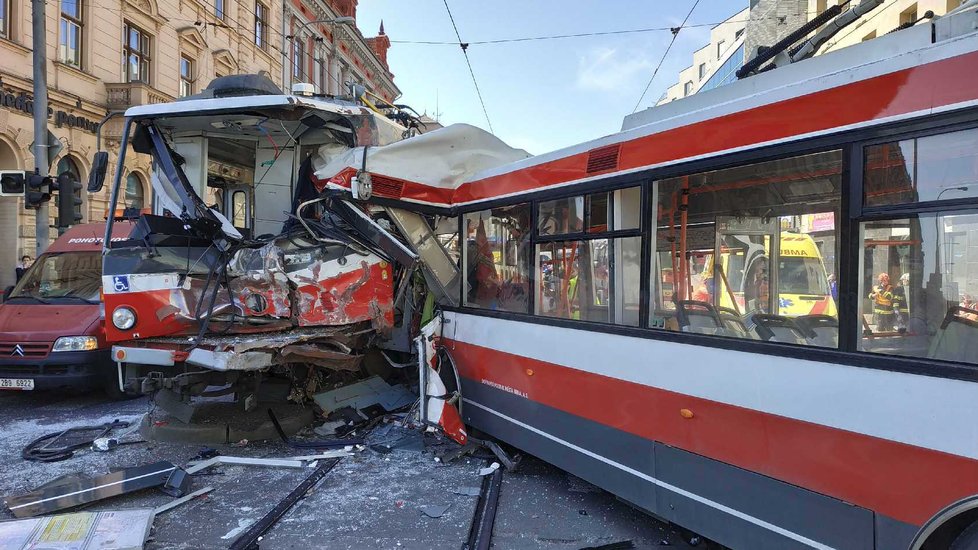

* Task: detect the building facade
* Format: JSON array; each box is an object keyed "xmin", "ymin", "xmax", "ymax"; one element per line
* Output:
[
  {"xmin": 657, "ymin": 8, "xmax": 749, "ymax": 105},
  {"xmin": 806, "ymin": 0, "xmax": 966, "ymax": 53},
  {"xmin": 282, "ymin": 0, "xmax": 399, "ymax": 102},
  {"xmin": 0, "ymin": 0, "xmax": 396, "ymax": 288},
  {"xmin": 660, "ymin": 0, "xmax": 968, "ymax": 106}
]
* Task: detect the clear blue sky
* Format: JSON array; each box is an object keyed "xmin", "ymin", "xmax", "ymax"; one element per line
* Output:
[{"xmin": 356, "ymin": 1, "xmax": 747, "ymax": 155}]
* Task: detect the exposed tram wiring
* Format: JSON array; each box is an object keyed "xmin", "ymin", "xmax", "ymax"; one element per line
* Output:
[
  {"xmin": 441, "ymin": 0, "xmax": 494, "ymax": 134},
  {"xmin": 632, "ymin": 0, "xmax": 702, "ymax": 113}
]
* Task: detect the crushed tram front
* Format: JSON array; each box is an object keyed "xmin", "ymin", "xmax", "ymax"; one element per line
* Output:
[{"xmin": 96, "ymin": 75, "xmax": 524, "ymax": 437}]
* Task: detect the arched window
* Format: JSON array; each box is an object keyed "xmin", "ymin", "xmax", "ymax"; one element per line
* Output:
[
  {"xmin": 125, "ymin": 172, "xmax": 145, "ymax": 210},
  {"xmin": 56, "ymin": 156, "xmax": 83, "ymax": 220}
]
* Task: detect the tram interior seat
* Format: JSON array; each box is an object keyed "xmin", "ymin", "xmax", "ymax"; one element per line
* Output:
[
  {"xmin": 676, "ymin": 301, "xmax": 725, "ymax": 335},
  {"xmin": 750, "ymin": 314, "xmax": 809, "ymax": 344},
  {"xmin": 794, "ymin": 314, "xmax": 839, "ymax": 348},
  {"xmin": 717, "ymin": 307, "xmax": 752, "ymax": 339},
  {"xmin": 927, "ymin": 307, "xmax": 978, "ymax": 362}
]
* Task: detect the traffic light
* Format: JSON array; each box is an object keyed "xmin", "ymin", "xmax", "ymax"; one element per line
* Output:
[
  {"xmin": 53, "ymin": 173, "xmax": 83, "ymax": 232},
  {"xmin": 24, "ymin": 173, "xmax": 52, "ymax": 210},
  {"xmin": 0, "ymin": 171, "xmax": 26, "ymax": 196}
]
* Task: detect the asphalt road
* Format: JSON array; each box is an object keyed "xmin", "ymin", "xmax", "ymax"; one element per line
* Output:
[{"xmin": 0, "ymin": 389, "xmax": 698, "ymax": 549}]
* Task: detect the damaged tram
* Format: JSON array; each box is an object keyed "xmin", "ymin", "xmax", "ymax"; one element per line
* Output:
[{"xmin": 95, "ymin": 75, "xmax": 521, "ymax": 437}]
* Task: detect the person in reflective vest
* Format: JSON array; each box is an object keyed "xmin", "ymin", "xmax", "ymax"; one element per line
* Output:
[
  {"xmin": 869, "ymin": 273, "xmax": 895, "ymax": 332},
  {"xmin": 567, "ymin": 264, "xmax": 580, "ymax": 320},
  {"xmin": 892, "ymin": 273, "xmax": 910, "ymax": 332}
]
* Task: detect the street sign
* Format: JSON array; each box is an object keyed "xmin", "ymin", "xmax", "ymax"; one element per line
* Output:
[{"xmin": 28, "ymin": 130, "xmax": 64, "ymax": 168}]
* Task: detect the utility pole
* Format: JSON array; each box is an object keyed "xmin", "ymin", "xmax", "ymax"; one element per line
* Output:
[{"xmin": 31, "ymin": 0, "xmax": 50, "ymax": 255}]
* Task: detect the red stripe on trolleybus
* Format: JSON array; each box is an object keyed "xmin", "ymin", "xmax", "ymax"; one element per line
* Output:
[
  {"xmin": 454, "ymin": 50, "xmax": 978, "ymax": 205},
  {"xmin": 446, "ymin": 339, "xmax": 978, "ymax": 526}
]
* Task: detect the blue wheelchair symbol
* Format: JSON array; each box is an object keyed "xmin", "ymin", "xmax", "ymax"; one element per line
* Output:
[{"xmin": 113, "ymin": 276, "xmax": 130, "ymax": 292}]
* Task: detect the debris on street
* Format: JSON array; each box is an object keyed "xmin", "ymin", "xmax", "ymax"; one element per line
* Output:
[
  {"xmin": 312, "ymin": 375, "xmax": 415, "ymax": 415},
  {"xmin": 478, "ymin": 462, "xmax": 500, "ymax": 476},
  {"xmin": 420, "ymin": 503, "xmax": 452, "ymax": 518},
  {"xmin": 184, "ymin": 456, "xmax": 306, "ymax": 474},
  {"xmin": 0, "ymin": 509, "xmax": 155, "ymax": 550},
  {"xmin": 4, "ymin": 461, "xmax": 177, "ymax": 518},
  {"xmin": 159, "ymin": 467, "xmax": 192, "ymax": 497},
  {"xmin": 21, "ymin": 420, "xmax": 131, "ymax": 462},
  {"xmin": 154, "ymin": 486, "xmax": 214, "ymax": 515},
  {"xmin": 227, "ymin": 458, "xmax": 342, "ymax": 550},
  {"xmin": 452, "ymin": 487, "xmax": 483, "ymax": 497}
]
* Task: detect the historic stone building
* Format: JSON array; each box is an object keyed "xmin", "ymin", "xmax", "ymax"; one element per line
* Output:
[
  {"xmin": 282, "ymin": 0, "xmax": 398, "ymax": 102},
  {"xmin": 0, "ymin": 0, "xmax": 397, "ymax": 287}
]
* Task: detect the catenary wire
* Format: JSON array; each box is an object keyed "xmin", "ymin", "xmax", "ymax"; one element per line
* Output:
[
  {"xmin": 632, "ymin": 0, "xmax": 702, "ymax": 113},
  {"xmin": 441, "ymin": 0, "xmax": 494, "ymax": 133}
]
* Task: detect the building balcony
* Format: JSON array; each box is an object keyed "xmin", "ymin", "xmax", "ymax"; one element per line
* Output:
[
  {"xmin": 102, "ymin": 82, "xmax": 173, "ymax": 141},
  {"xmin": 104, "ymin": 82, "xmax": 173, "ymax": 110}
]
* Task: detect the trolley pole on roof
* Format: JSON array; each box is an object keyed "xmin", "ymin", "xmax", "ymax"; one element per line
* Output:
[{"xmin": 31, "ymin": 0, "xmax": 50, "ymax": 255}]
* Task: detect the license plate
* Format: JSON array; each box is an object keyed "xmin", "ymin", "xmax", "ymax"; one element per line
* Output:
[{"xmin": 0, "ymin": 378, "xmax": 34, "ymax": 390}]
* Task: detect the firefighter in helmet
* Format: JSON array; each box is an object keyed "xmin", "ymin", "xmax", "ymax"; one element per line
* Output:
[{"xmin": 869, "ymin": 273, "xmax": 895, "ymax": 332}]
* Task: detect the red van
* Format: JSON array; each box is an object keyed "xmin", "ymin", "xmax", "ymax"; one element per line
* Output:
[{"xmin": 0, "ymin": 222, "xmax": 133, "ymax": 396}]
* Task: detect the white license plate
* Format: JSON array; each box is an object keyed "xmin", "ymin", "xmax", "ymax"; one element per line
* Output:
[{"xmin": 0, "ymin": 378, "xmax": 34, "ymax": 390}]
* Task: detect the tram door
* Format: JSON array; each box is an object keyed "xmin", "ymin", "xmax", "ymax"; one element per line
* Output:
[
  {"xmin": 713, "ymin": 216, "xmax": 780, "ymax": 317},
  {"xmin": 223, "ymin": 184, "xmax": 253, "ymax": 238}
]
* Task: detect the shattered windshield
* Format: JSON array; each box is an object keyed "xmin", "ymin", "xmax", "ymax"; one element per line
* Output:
[{"xmin": 10, "ymin": 252, "xmax": 101, "ymax": 303}]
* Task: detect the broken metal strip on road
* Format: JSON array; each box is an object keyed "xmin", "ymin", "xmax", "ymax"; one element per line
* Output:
[
  {"xmin": 155, "ymin": 486, "xmax": 215, "ymax": 515},
  {"xmin": 4, "ymin": 461, "xmax": 177, "ymax": 518},
  {"xmin": 227, "ymin": 458, "xmax": 342, "ymax": 550},
  {"xmin": 185, "ymin": 456, "xmax": 306, "ymax": 475},
  {"xmin": 464, "ymin": 465, "xmax": 503, "ymax": 550}
]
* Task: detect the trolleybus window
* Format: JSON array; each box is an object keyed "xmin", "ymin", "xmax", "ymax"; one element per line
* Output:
[
  {"xmin": 652, "ymin": 150, "xmax": 841, "ymax": 346},
  {"xmin": 463, "ymin": 204, "xmax": 531, "ymax": 313},
  {"xmin": 858, "ymin": 213, "xmax": 978, "ymax": 364},
  {"xmin": 863, "ymin": 127, "xmax": 978, "ymax": 207},
  {"xmin": 533, "ymin": 186, "xmax": 641, "ymax": 326}
]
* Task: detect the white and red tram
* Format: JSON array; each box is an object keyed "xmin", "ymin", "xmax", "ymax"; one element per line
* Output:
[{"xmin": 324, "ymin": 6, "xmax": 978, "ymax": 549}]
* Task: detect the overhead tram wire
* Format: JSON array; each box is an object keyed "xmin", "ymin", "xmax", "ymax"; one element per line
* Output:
[
  {"xmin": 632, "ymin": 0, "xmax": 702, "ymax": 113},
  {"xmin": 441, "ymin": 0, "xmax": 494, "ymax": 134},
  {"xmin": 388, "ymin": 10, "xmax": 822, "ymax": 46}
]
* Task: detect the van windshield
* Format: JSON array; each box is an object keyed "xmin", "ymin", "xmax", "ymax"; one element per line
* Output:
[
  {"xmin": 10, "ymin": 252, "xmax": 102, "ymax": 303},
  {"xmin": 778, "ymin": 257, "xmax": 828, "ymax": 295}
]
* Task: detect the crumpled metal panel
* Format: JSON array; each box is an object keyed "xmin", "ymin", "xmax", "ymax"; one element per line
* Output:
[
  {"xmin": 174, "ymin": 327, "xmax": 369, "ymax": 372},
  {"xmin": 228, "ymin": 243, "xmax": 292, "ymax": 318},
  {"xmin": 287, "ymin": 252, "xmax": 395, "ymax": 329}
]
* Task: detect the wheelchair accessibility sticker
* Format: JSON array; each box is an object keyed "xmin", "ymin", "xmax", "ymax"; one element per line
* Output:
[{"xmin": 113, "ymin": 276, "xmax": 130, "ymax": 292}]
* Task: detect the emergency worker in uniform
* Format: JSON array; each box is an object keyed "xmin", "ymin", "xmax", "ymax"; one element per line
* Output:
[
  {"xmin": 567, "ymin": 264, "xmax": 580, "ymax": 320},
  {"xmin": 869, "ymin": 273, "xmax": 895, "ymax": 332},
  {"xmin": 892, "ymin": 273, "xmax": 910, "ymax": 332}
]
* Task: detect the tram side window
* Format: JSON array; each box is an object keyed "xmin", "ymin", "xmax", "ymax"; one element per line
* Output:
[
  {"xmin": 859, "ymin": 214, "xmax": 978, "ymax": 365},
  {"xmin": 463, "ymin": 205, "xmax": 532, "ymax": 313},
  {"xmin": 652, "ymin": 150, "xmax": 842, "ymax": 347},
  {"xmin": 535, "ymin": 187, "xmax": 641, "ymax": 326},
  {"xmin": 864, "ymin": 128, "xmax": 978, "ymax": 207}
]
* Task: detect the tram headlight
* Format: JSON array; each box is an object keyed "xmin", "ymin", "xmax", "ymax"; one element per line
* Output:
[{"xmin": 111, "ymin": 307, "xmax": 137, "ymax": 330}]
